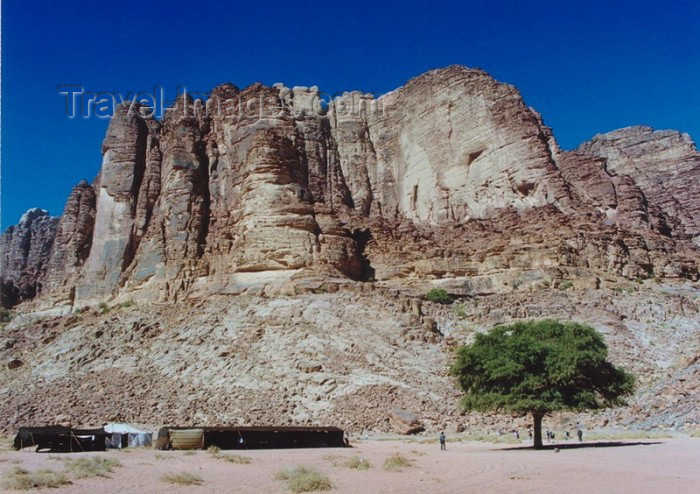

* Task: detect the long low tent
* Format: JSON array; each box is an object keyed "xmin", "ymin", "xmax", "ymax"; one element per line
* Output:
[
  {"xmin": 157, "ymin": 426, "xmax": 347, "ymax": 450},
  {"xmin": 13, "ymin": 426, "xmax": 109, "ymax": 452}
]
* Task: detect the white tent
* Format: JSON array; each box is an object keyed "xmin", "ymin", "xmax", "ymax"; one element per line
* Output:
[{"xmin": 103, "ymin": 423, "xmax": 153, "ymax": 448}]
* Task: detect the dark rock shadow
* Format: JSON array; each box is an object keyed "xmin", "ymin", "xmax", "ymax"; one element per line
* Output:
[{"xmin": 498, "ymin": 441, "xmax": 662, "ymax": 451}]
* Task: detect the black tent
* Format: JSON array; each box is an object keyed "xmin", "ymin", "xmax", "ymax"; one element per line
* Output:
[
  {"xmin": 13, "ymin": 426, "xmax": 109, "ymax": 452},
  {"xmin": 156, "ymin": 425, "xmax": 347, "ymax": 450}
]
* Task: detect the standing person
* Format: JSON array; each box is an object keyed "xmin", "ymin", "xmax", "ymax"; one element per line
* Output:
[
  {"xmin": 576, "ymin": 424, "xmax": 583, "ymax": 442},
  {"xmin": 527, "ymin": 429, "xmax": 533, "ymax": 440},
  {"xmin": 439, "ymin": 431, "xmax": 446, "ymax": 451},
  {"xmin": 565, "ymin": 431, "xmax": 570, "ymax": 441}
]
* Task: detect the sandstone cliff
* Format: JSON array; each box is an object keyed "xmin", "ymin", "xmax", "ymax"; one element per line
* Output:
[
  {"xmin": 0, "ymin": 209, "xmax": 58, "ymax": 307},
  {"xmin": 2, "ymin": 66, "xmax": 700, "ymax": 435},
  {"xmin": 2, "ymin": 66, "xmax": 699, "ymax": 309}
]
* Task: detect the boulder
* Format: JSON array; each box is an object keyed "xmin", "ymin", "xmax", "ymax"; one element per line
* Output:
[{"xmin": 388, "ymin": 408, "xmax": 424, "ymax": 434}]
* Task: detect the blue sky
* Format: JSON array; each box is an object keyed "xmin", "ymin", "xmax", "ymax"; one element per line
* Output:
[{"xmin": 2, "ymin": 0, "xmax": 698, "ymax": 228}]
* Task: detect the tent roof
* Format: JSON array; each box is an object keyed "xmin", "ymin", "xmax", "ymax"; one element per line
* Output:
[{"xmin": 103, "ymin": 423, "xmax": 149, "ymax": 434}]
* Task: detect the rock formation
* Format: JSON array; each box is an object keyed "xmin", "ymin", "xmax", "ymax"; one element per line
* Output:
[
  {"xmin": 1, "ymin": 66, "xmax": 699, "ymax": 435},
  {"xmin": 2, "ymin": 65, "xmax": 699, "ymax": 309},
  {"xmin": 0, "ymin": 209, "xmax": 58, "ymax": 307}
]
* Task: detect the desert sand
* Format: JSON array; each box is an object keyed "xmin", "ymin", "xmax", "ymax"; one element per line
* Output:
[{"xmin": 2, "ymin": 438, "xmax": 699, "ymax": 493}]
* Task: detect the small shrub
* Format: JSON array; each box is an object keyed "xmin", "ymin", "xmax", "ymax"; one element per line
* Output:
[
  {"xmin": 183, "ymin": 450, "xmax": 196, "ymax": 456},
  {"xmin": 2, "ymin": 466, "xmax": 71, "ymax": 490},
  {"xmin": 120, "ymin": 300, "xmax": 134, "ymax": 308},
  {"xmin": 0, "ymin": 308, "xmax": 13, "ymax": 324},
  {"xmin": 207, "ymin": 445, "xmax": 220, "ymax": 455},
  {"xmin": 63, "ymin": 456, "xmax": 122, "ymax": 479},
  {"xmin": 344, "ymin": 456, "xmax": 370, "ymax": 470},
  {"xmin": 558, "ymin": 280, "xmax": 573, "ymax": 290},
  {"xmin": 275, "ymin": 466, "xmax": 332, "ymax": 493},
  {"xmin": 220, "ymin": 454, "xmax": 252, "ymax": 464},
  {"xmin": 425, "ymin": 288, "xmax": 453, "ymax": 305},
  {"xmin": 98, "ymin": 302, "xmax": 110, "ymax": 314},
  {"xmin": 453, "ymin": 302, "xmax": 468, "ymax": 319},
  {"xmin": 382, "ymin": 453, "xmax": 414, "ymax": 471},
  {"xmin": 160, "ymin": 472, "xmax": 203, "ymax": 486}
]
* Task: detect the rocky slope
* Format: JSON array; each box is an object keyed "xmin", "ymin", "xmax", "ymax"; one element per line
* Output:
[
  {"xmin": 1, "ymin": 65, "xmax": 699, "ymax": 434},
  {"xmin": 1, "ymin": 283, "xmax": 698, "ymax": 434}
]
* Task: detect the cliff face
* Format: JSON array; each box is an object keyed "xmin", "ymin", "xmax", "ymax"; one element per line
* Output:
[
  {"xmin": 2, "ymin": 66, "xmax": 699, "ymax": 308},
  {"xmin": 0, "ymin": 209, "xmax": 58, "ymax": 307}
]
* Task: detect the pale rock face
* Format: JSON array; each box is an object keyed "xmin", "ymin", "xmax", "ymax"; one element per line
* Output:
[
  {"xmin": 75, "ymin": 104, "xmax": 150, "ymax": 304},
  {"xmin": 3, "ymin": 67, "xmax": 700, "ymax": 308},
  {"xmin": 363, "ymin": 67, "xmax": 572, "ymax": 222},
  {"xmin": 578, "ymin": 126, "xmax": 700, "ymax": 241}
]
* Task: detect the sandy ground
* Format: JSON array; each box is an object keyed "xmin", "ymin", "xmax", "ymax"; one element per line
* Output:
[{"xmin": 1, "ymin": 438, "xmax": 699, "ymax": 493}]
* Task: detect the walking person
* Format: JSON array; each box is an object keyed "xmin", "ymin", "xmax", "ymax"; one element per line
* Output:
[
  {"xmin": 439, "ymin": 431, "xmax": 446, "ymax": 451},
  {"xmin": 576, "ymin": 424, "xmax": 583, "ymax": 442}
]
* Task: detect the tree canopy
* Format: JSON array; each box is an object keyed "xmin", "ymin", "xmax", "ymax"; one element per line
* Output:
[{"xmin": 450, "ymin": 319, "xmax": 635, "ymax": 448}]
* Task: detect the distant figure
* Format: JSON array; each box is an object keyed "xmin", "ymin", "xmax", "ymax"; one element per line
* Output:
[
  {"xmin": 439, "ymin": 431, "xmax": 446, "ymax": 451},
  {"xmin": 546, "ymin": 430, "xmax": 551, "ymax": 443},
  {"xmin": 565, "ymin": 431, "xmax": 570, "ymax": 441},
  {"xmin": 576, "ymin": 425, "xmax": 583, "ymax": 442},
  {"xmin": 527, "ymin": 429, "xmax": 533, "ymax": 440},
  {"xmin": 551, "ymin": 431, "xmax": 555, "ymax": 441}
]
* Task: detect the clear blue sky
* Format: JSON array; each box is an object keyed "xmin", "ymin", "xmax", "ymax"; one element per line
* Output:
[{"xmin": 2, "ymin": 0, "xmax": 698, "ymax": 228}]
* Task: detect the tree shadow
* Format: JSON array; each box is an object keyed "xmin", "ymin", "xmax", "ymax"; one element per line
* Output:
[{"xmin": 499, "ymin": 441, "xmax": 661, "ymax": 451}]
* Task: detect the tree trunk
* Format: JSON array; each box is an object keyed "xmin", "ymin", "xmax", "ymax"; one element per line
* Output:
[{"xmin": 532, "ymin": 411, "xmax": 544, "ymax": 449}]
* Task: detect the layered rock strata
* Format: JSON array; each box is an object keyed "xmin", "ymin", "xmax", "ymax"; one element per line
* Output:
[{"xmin": 2, "ymin": 66, "xmax": 699, "ymax": 308}]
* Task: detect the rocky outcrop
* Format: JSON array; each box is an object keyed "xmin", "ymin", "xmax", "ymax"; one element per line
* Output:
[
  {"xmin": 44, "ymin": 181, "xmax": 96, "ymax": 299},
  {"xmin": 577, "ymin": 126, "xmax": 700, "ymax": 242},
  {"xmin": 0, "ymin": 209, "xmax": 58, "ymax": 306},
  {"xmin": 3, "ymin": 66, "xmax": 699, "ymax": 308}
]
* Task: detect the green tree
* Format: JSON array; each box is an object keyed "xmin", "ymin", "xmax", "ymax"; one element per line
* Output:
[{"xmin": 450, "ymin": 319, "xmax": 635, "ymax": 449}]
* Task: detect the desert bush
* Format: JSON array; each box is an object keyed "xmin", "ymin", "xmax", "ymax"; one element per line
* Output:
[
  {"xmin": 206, "ymin": 445, "xmax": 220, "ymax": 455},
  {"xmin": 160, "ymin": 472, "xmax": 203, "ymax": 486},
  {"xmin": 220, "ymin": 454, "xmax": 252, "ymax": 464},
  {"xmin": 558, "ymin": 280, "xmax": 573, "ymax": 290},
  {"xmin": 344, "ymin": 456, "xmax": 370, "ymax": 470},
  {"xmin": 183, "ymin": 450, "xmax": 196, "ymax": 456},
  {"xmin": 275, "ymin": 466, "xmax": 332, "ymax": 492},
  {"xmin": 63, "ymin": 456, "xmax": 122, "ymax": 479},
  {"xmin": 382, "ymin": 453, "xmax": 414, "ymax": 471},
  {"xmin": 120, "ymin": 300, "xmax": 133, "ymax": 308},
  {"xmin": 425, "ymin": 288, "xmax": 453, "ymax": 304},
  {"xmin": 98, "ymin": 302, "xmax": 110, "ymax": 314},
  {"xmin": 2, "ymin": 466, "xmax": 71, "ymax": 490},
  {"xmin": 453, "ymin": 302, "xmax": 468, "ymax": 319},
  {"xmin": 0, "ymin": 308, "xmax": 13, "ymax": 324}
]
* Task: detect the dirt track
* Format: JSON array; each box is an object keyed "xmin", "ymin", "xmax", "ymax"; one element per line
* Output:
[{"xmin": 2, "ymin": 438, "xmax": 699, "ymax": 493}]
